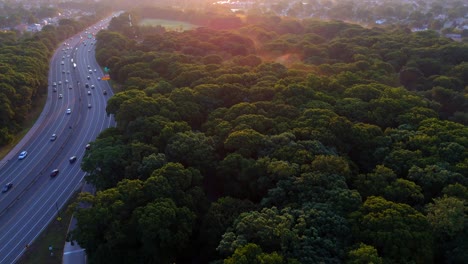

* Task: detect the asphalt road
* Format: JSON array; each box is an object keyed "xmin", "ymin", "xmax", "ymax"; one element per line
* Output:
[{"xmin": 0, "ymin": 16, "xmax": 116, "ymax": 264}]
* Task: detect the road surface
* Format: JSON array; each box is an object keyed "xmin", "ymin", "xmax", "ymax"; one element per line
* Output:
[{"xmin": 0, "ymin": 15, "xmax": 116, "ymax": 264}]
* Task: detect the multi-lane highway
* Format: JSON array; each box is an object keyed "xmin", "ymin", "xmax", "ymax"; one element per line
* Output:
[{"xmin": 0, "ymin": 17, "xmax": 115, "ymax": 263}]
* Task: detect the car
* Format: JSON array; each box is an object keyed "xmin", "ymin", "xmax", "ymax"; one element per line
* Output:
[
  {"xmin": 61, "ymin": 61, "xmax": 64, "ymax": 65},
  {"xmin": 103, "ymin": 90, "xmax": 108, "ymax": 95},
  {"xmin": 59, "ymin": 94, "xmax": 63, "ymax": 99},
  {"xmin": 87, "ymin": 65, "xmax": 90, "ymax": 69},
  {"xmin": 88, "ymin": 103, "xmax": 92, "ymax": 108},
  {"xmin": 69, "ymin": 156, "xmax": 77, "ymax": 163},
  {"xmin": 91, "ymin": 85, "xmax": 95, "ymax": 89},
  {"xmin": 53, "ymin": 82, "xmax": 57, "ymax": 86},
  {"xmin": 94, "ymin": 69, "xmax": 97, "ymax": 72},
  {"xmin": 87, "ymin": 76, "xmax": 90, "ymax": 80},
  {"xmin": 18, "ymin": 151, "xmax": 27, "ymax": 160},
  {"xmin": 85, "ymin": 144, "xmax": 91, "ymax": 150},
  {"xmin": 50, "ymin": 169, "xmax": 59, "ymax": 177},
  {"xmin": 67, "ymin": 71, "xmax": 70, "ymax": 74},
  {"xmin": 58, "ymin": 81, "xmax": 62, "ymax": 85},
  {"xmin": 97, "ymin": 77, "xmax": 101, "ymax": 81},
  {"xmin": 65, "ymin": 79, "xmax": 69, "ymax": 83},
  {"xmin": 87, "ymin": 91, "xmax": 91, "ymax": 95},
  {"xmin": 69, "ymin": 86, "xmax": 72, "ymax": 89},
  {"xmin": 62, "ymin": 70, "xmax": 65, "ymax": 74},
  {"xmin": 1, "ymin": 183, "xmax": 13, "ymax": 193},
  {"xmin": 53, "ymin": 87, "xmax": 57, "ymax": 92},
  {"xmin": 50, "ymin": 134, "xmax": 57, "ymax": 141},
  {"xmin": 85, "ymin": 83, "xmax": 89, "ymax": 88},
  {"xmin": 66, "ymin": 108, "xmax": 72, "ymax": 114}
]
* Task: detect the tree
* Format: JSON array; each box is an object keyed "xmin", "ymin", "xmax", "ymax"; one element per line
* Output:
[
  {"xmin": 199, "ymin": 197, "xmax": 257, "ymax": 262},
  {"xmin": 426, "ymin": 196, "xmax": 466, "ymax": 238},
  {"xmin": 408, "ymin": 165, "xmax": 464, "ymax": 201},
  {"xmin": 383, "ymin": 178, "xmax": 424, "ymax": 205},
  {"xmin": 81, "ymin": 136, "xmax": 129, "ymax": 190},
  {"xmin": 218, "ymin": 206, "xmax": 351, "ymax": 263},
  {"xmin": 224, "ymin": 129, "xmax": 267, "ymax": 158},
  {"xmin": 353, "ymin": 165, "xmax": 397, "ymax": 199},
  {"xmin": 224, "ymin": 243, "xmax": 295, "ymax": 264},
  {"xmin": 216, "ymin": 153, "xmax": 262, "ymax": 200},
  {"xmin": 133, "ymin": 198, "xmax": 196, "ymax": 263},
  {"xmin": 262, "ymin": 172, "xmax": 361, "ymax": 216},
  {"xmin": 426, "ymin": 195, "xmax": 468, "ymax": 263},
  {"xmin": 165, "ymin": 131, "xmax": 217, "ymax": 173},
  {"xmin": 347, "ymin": 243, "xmax": 383, "ymax": 264},
  {"xmin": 351, "ymin": 196, "xmax": 433, "ymax": 263}
]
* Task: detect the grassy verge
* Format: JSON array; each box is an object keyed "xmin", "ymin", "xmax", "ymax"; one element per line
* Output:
[
  {"xmin": 139, "ymin": 18, "xmax": 197, "ymax": 31},
  {"xmin": 0, "ymin": 94, "xmax": 47, "ymax": 160},
  {"xmin": 17, "ymin": 193, "xmax": 77, "ymax": 264}
]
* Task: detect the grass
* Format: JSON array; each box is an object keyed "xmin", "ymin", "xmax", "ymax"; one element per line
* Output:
[
  {"xmin": 139, "ymin": 18, "xmax": 197, "ymax": 31},
  {"xmin": 16, "ymin": 193, "xmax": 76, "ymax": 264}
]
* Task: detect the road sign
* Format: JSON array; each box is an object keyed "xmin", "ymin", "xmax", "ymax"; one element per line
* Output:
[
  {"xmin": 104, "ymin": 67, "xmax": 109, "ymax": 73},
  {"xmin": 101, "ymin": 74, "xmax": 110, "ymax": 81}
]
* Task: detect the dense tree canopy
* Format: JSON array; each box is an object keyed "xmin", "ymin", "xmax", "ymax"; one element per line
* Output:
[{"xmin": 71, "ymin": 10, "xmax": 468, "ymax": 264}]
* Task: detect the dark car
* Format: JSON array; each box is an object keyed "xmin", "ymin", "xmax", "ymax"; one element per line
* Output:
[
  {"xmin": 1, "ymin": 182, "xmax": 13, "ymax": 193},
  {"xmin": 50, "ymin": 134, "xmax": 57, "ymax": 141},
  {"xmin": 50, "ymin": 169, "xmax": 60, "ymax": 177},
  {"xmin": 103, "ymin": 90, "xmax": 107, "ymax": 95},
  {"xmin": 85, "ymin": 143, "xmax": 91, "ymax": 150},
  {"xmin": 85, "ymin": 83, "xmax": 89, "ymax": 88},
  {"xmin": 69, "ymin": 156, "xmax": 77, "ymax": 163}
]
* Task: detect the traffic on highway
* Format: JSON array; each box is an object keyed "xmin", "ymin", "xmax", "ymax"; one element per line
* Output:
[{"xmin": 0, "ymin": 16, "xmax": 116, "ymax": 263}]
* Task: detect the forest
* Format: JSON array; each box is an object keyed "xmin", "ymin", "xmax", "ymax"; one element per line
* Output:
[
  {"xmin": 70, "ymin": 9, "xmax": 467, "ymax": 264},
  {"xmin": 0, "ymin": 11, "xmax": 103, "ymax": 146}
]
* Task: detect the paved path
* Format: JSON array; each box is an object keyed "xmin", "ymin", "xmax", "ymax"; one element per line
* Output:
[{"xmin": 62, "ymin": 216, "xmax": 86, "ymax": 264}]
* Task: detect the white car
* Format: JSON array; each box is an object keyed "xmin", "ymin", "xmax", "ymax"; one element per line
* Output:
[
  {"xmin": 87, "ymin": 91, "xmax": 91, "ymax": 95},
  {"xmin": 66, "ymin": 108, "xmax": 72, "ymax": 114},
  {"xmin": 18, "ymin": 151, "xmax": 28, "ymax": 160}
]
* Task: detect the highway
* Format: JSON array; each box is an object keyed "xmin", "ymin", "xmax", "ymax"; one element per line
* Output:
[{"xmin": 0, "ymin": 16, "xmax": 115, "ymax": 264}]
